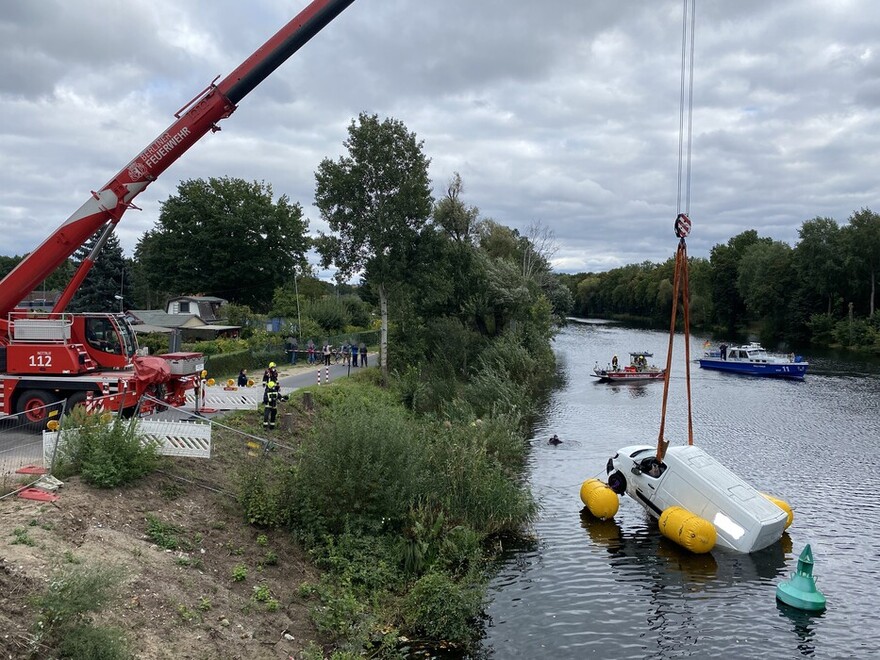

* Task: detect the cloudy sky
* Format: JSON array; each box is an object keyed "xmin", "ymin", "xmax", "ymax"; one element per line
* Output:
[{"xmin": 1, "ymin": 0, "xmax": 879, "ymax": 279}]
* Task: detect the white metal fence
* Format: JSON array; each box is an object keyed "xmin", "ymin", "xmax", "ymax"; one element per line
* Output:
[
  {"xmin": 186, "ymin": 385, "xmax": 262, "ymax": 411},
  {"xmin": 43, "ymin": 419, "xmax": 212, "ymax": 462},
  {"xmin": 0, "ymin": 400, "xmax": 65, "ymax": 498}
]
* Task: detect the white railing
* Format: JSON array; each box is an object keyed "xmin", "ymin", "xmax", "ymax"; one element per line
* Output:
[{"xmin": 43, "ymin": 419, "xmax": 212, "ymax": 461}]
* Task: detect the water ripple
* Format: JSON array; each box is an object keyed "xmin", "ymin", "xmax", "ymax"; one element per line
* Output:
[{"xmin": 480, "ymin": 323, "xmax": 880, "ymax": 659}]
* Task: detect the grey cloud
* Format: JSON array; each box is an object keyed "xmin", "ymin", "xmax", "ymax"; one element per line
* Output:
[{"xmin": 1, "ymin": 0, "xmax": 879, "ymax": 279}]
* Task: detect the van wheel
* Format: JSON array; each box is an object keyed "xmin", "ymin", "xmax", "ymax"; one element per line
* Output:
[{"xmin": 607, "ymin": 470, "xmax": 627, "ymax": 495}]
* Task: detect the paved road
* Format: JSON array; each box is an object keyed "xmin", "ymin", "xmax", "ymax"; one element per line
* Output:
[
  {"xmin": 170, "ymin": 353, "xmax": 376, "ymax": 420},
  {"xmin": 276, "ymin": 357, "xmax": 371, "ymax": 391}
]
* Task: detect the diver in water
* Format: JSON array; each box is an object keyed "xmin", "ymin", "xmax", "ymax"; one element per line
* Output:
[{"xmin": 548, "ymin": 434, "xmax": 562, "ymax": 445}]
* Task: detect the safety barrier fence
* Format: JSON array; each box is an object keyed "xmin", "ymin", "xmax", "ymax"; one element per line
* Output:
[
  {"xmin": 0, "ymin": 400, "xmax": 65, "ymax": 500},
  {"xmin": 1, "ymin": 395, "xmax": 215, "ymax": 501},
  {"xmin": 185, "ymin": 384, "xmax": 262, "ymax": 411},
  {"xmin": 43, "ymin": 418, "xmax": 212, "ymax": 462},
  {"xmin": 1, "ymin": 389, "xmax": 301, "ymax": 503}
]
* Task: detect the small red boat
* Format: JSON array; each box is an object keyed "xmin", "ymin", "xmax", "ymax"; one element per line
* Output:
[{"xmin": 592, "ymin": 352, "xmax": 665, "ymax": 383}]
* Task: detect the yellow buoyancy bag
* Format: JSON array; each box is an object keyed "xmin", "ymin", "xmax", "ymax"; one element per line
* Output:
[
  {"xmin": 762, "ymin": 493, "xmax": 794, "ymax": 529},
  {"xmin": 658, "ymin": 506, "xmax": 716, "ymax": 554},
  {"xmin": 579, "ymin": 478, "xmax": 619, "ymax": 520}
]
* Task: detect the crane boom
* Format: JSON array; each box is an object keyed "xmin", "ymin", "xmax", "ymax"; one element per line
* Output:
[{"xmin": 0, "ymin": 0, "xmax": 355, "ymax": 318}]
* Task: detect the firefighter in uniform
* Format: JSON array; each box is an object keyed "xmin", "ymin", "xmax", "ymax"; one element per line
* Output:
[
  {"xmin": 194, "ymin": 369, "xmax": 208, "ymax": 413},
  {"xmin": 262, "ymin": 362, "xmax": 279, "ymax": 404},
  {"xmin": 263, "ymin": 380, "xmax": 281, "ymax": 429}
]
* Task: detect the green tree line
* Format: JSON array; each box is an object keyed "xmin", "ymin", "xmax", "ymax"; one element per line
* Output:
[
  {"xmin": 559, "ymin": 210, "xmax": 880, "ymax": 351},
  {"xmin": 0, "ymin": 113, "xmax": 571, "ymax": 375}
]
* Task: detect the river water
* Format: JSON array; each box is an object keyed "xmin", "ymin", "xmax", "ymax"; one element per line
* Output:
[{"xmin": 479, "ymin": 320, "xmax": 880, "ymax": 659}]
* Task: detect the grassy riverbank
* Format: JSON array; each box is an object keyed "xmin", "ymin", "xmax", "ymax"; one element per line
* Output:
[
  {"xmin": 237, "ymin": 343, "xmax": 553, "ymax": 656},
  {"xmin": 1, "ymin": 331, "xmax": 556, "ymax": 658}
]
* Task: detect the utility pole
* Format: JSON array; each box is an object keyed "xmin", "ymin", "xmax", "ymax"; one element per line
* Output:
[{"xmin": 294, "ymin": 269, "xmax": 302, "ymax": 341}]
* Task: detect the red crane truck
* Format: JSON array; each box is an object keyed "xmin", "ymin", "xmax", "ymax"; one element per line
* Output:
[{"xmin": 0, "ymin": 0, "xmax": 356, "ymax": 426}]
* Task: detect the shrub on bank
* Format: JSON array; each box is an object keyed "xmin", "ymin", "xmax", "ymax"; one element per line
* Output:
[
  {"xmin": 230, "ymin": 320, "xmax": 551, "ymax": 654},
  {"xmin": 54, "ymin": 409, "xmax": 158, "ymax": 488},
  {"xmin": 230, "ymin": 375, "xmax": 536, "ymax": 651},
  {"xmin": 32, "ymin": 563, "xmax": 132, "ymax": 660},
  {"xmin": 401, "ymin": 570, "xmax": 484, "ymax": 644},
  {"xmin": 203, "ymin": 349, "xmax": 251, "ymax": 379}
]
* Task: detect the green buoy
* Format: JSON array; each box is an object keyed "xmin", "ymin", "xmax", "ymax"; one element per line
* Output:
[{"xmin": 776, "ymin": 544, "xmax": 826, "ymax": 612}]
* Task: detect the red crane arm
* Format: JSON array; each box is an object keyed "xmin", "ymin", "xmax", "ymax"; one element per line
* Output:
[{"xmin": 0, "ymin": 0, "xmax": 355, "ymax": 318}]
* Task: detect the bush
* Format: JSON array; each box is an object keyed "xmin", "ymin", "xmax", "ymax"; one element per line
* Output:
[
  {"xmin": 293, "ymin": 402, "xmax": 425, "ymax": 536},
  {"xmin": 807, "ymin": 313, "xmax": 836, "ymax": 346},
  {"xmin": 204, "ymin": 349, "xmax": 251, "ymax": 379},
  {"xmin": 55, "ymin": 623, "xmax": 133, "ymax": 660},
  {"xmin": 136, "ymin": 332, "xmax": 169, "ymax": 356},
  {"xmin": 464, "ymin": 364, "xmax": 531, "ymax": 422},
  {"xmin": 833, "ymin": 316, "xmax": 875, "ymax": 347},
  {"xmin": 54, "ymin": 410, "xmax": 158, "ymax": 488},
  {"xmin": 400, "ymin": 571, "xmax": 483, "ymax": 645},
  {"xmin": 304, "ymin": 297, "xmax": 351, "ymax": 333},
  {"xmin": 33, "ymin": 563, "xmax": 133, "ymax": 660},
  {"xmin": 238, "ymin": 460, "xmax": 298, "ymax": 527},
  {"xmin": 422, "ymin": 432, "xmax": 536, "ymax": 537}
]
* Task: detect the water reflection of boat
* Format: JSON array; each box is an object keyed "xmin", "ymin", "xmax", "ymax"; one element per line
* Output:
[
  {"xmin": 608, "ymin": 382, "xmax": 651, "ymax": 398},
  {"xmin": 699, "ymin": 342, "xmax": 809, "ymax": 380},
  {"xmin": 592, "ymin": 352, "xmax": 665, "ymax": 383}
]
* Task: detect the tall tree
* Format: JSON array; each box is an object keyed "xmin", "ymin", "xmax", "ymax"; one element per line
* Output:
[
  {"xmin": 135, "ymin": 177, "xmax": 309, "ymax": 312},
  {"xmin": 433, "ymin": 172, "xmax": 479, "ymax": 246},
  {"xmin": 793, "ymin": 217, "xmax": 842, "ymax": 315},
  {"xmin": 314, "ymin": 113, "xmax": 433, "ymax": 379},
  {"xmin": 842, "ymin": 208, "xmax": 880, "ymax": 316},
  {"xmin": 69, "ymin": 232, "xmax": 128, "ymax": 313},
  {"xmin": 709, "ymin": 230, "xmax": 769, "ymax": 332},
  {"xmin": 736, "ymin": 240, "xmax": 795, "ymax": 339}
]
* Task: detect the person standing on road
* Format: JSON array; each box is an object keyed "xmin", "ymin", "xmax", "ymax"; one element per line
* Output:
[
  {"xmin": 307, "ymin": 339, "xmax": 316, "ymax": 364},
  {"xmin": 237, "ymin": 369, "xmax": 248, "ymax": 387},
  {"xmin": 359, "ymin": 342, "xmax": 367, "ymax": 367},
  {"xmin": 322, "ymin": 342, "xmax": 331, "ymax": 366},
  {"xmin": 195, "ymin": 369, "xmax": 208, "ymax": 413}
]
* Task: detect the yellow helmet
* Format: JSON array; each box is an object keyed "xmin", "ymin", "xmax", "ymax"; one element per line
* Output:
[
  {"xmin": 200, "ymin": 370, "xmax": 207, "ymax": 377},
  {"xmin": 269, "ymin": 362, "xmax": 276, "ymax": 368}
]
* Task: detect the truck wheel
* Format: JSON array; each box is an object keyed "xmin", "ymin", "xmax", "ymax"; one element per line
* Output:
[
  {"xmin": 15, "ymin": 390, "xmax": 59, "ymax": 427},
  {"xmin": 63, "ymin": 391, "xmax": 90, "ymax": 414}
]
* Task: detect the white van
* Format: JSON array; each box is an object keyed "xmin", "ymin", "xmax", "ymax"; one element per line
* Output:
[{"xmin": 606, "ymin": 444, "xmax": 789, "ymax": 553}]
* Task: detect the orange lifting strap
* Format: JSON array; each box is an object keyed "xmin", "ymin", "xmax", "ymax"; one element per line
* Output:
[{"xmin": 655, "ymin": 214, "xmax": 694, "ymax": 462}]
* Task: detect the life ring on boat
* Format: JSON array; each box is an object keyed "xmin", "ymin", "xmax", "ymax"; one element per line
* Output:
[
  {"xmin": 674, "ymin": 213, "xmax": 691, "ymax": 238},
  {"xmin": 607, "ymin": 470, "xmax": 627, "ymax": 495}
]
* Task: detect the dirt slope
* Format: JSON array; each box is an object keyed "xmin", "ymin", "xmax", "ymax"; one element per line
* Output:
[{"xmin": 0, "ymin": 453, "xmax": 322, "ymax": 659}]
